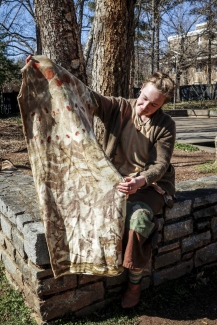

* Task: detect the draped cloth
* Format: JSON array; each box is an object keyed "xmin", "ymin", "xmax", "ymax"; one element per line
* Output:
[{"xmin": 18, "ymin": 55, "xmax": 126, "ymax": 278}]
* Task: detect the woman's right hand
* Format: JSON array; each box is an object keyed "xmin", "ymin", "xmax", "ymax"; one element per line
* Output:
[{"xmin": 26, "ymin": 55, "xmax": 32, "ymax": 64}]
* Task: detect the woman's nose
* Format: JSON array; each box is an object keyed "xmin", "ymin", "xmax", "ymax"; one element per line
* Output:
[{"xmin": 140, "ymin": 101, "xmax": 149, "ymax": 109}]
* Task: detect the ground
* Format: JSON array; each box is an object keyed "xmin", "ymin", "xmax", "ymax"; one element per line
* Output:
[
  {"xmin": 1, "ymin": 118, "xmax": 217, "ymax": 325},
  {"xmin": 0, "ymin": 118, "xmax": 216, "ymax": 182}
]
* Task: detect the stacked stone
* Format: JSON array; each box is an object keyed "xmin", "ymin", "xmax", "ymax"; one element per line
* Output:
[
  {"xmin": 0, "ymin": 172, "xmax": 217, "ymax": 323},
  {"xmin": 154, "ymin": 177, "xmax": 217, "ymax": 286},
  {"xmin": 0, "ymin": 172, "xmax": 105, "ymax": 323}
]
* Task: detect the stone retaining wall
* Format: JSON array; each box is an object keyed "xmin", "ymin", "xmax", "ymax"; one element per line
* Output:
[{"xmin": 1, "ymin": 172, "xmax": 217, "ymax": 324}]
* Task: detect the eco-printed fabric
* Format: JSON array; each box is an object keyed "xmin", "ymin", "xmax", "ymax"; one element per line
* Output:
[{"xmin": 18, "ymin": 55, "xmax": 126, "ymax": 278}]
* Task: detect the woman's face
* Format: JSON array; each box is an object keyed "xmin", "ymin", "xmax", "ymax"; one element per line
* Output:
[{"xmin": 136, "ymin": 83, "xmax": 166, "ymax": 121}]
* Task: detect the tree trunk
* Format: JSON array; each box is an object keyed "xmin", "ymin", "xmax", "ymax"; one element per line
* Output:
[
  {"xmin": 151, "ymin": 0, "xmax": 156, "ymax": 74},
  {"xmin": 91, "ymin": 0, "xmax": 136, "ymax": 97},
  {"xmin": 35, "ymin": 23, "xmax": 42, "ymax": 55},
  {"xmin": 83, "ymin": 20, "xmax": 95, "ymax": 66},
  {"xmin": 155, "ymin": 2, "xmax": 160, "ymax": 71},
  {"xmin": 34, "ymin": 0, "xmax": 87, "ymax": 83},
  {"xmin": 208, "ymin": 37, "xmax": 212, "ymax": 84}
]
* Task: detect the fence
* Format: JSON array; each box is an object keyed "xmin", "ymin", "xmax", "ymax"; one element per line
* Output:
[
  {"xmin": 1, "ymin": 86, "xmax": 217, "ymax": 114},
  {"xmin": 135, "ymin": 84, "xmax": 217, "ymax": 102},
  {"xmin": 179, "ymin": 84, "xmax": 217, "ymax": 102},
  {"xmin": 0, "ymin": 92, "xmax": 19, "ymax": 116}
]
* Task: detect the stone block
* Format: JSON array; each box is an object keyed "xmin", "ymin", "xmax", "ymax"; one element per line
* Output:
[
  {"xmin": 211, "ymin": 217, "xmax": 217, "ymax": 239},
  {"xmin": 16, "ymin": 214, "xmax": 34, "ymax": 233},
  {"xmin": 106, "ymin": 269, "xmax": 127, "ymax": 286},
  {"xmin": 0, "ymin": 244, "xmax": 5, "ymax": 260},
  {"xmin": 0, "ymin": 214, "xmax": 12, "ymax": 239},
  {"xmin": 79, "ymin": 274, "xmax": 102, "ymax": 285},
  {"xmin": 23, "ymin": 282, "xmax": 41, "ymax": 314},
  {"xmin": 0, "ymin": 195, "xmax": 26, "ymax": 224},
  {"xmin": 7, "ymin": 205, "xmax": 26, "ymax": 224},
  {"xmin": 5, "ymin": 270, "xmax": 22, "ymax": 292},
  {"xmin": 141, "ymin": 276, "xmax": 151, "ymax": 290},
  {"xmin": 12, "ymin": 227, "xmax": 25, "ymax": 258},
  {"xmin": 209, "ymin": 110, "xmax": 217, "ymax": 117},
  {"xmin": 158, "ymin": 242, "xmax": 180, "ymax": 254},
  {"xmin": 183, "ymin": 252, "xmax": 194, "ymax": 260},
  {"xmin": 143, "ymin": 260, "xmax": 152, "ymax": 276},
  {"xmin": 197, "ymin": 221, "xmax": 210, "ymax": 231},
  {"xmin": 75, "ymin": 300, "xmax": 106, "ymax": 317},
  {"xmin": 28, "ymin": 260, "xmax": 53, "ymax": 280},
  {"xmin": 158, "ymin": 218, "xmax": 164, "ymax": 231},
  {"xmin": 182, "ymin": 231, "xmax": 211, "ymax": 253},
  {"xmin": 4, "ymin": 236, "xmax": 15, "ymax": 258},
  {"xmin": 39, "ymin": 282, "xmax": 104, "ymax": 321},
  {"xmin": 165, "ymin": 200, "xmax": 192, "ymax": 221},
  {"xmin": 23, "ymin": 222, "xmax": 50, "ymax": 265},
  {"xmin": 164, "ymin": 219, "xmax": 193, "ymax": 242},
  {"xmin": 108, "ymin": 286, "xmax": 123, "ymax": 295},
  {"xmin": 193, "ymin": 193, "xmax": 217, "ymax": 208},
  {"xmin": 192, "ymin": 109, "xmax": 209, "ymax": 117},
  {"xmin": 0, "ymin": 231, "xmax": 5, "ymax": 247},
  {"xmin": 2, "ymin": 251, "xmax": 23, "ymax": 288},
  {"xmin": 195, "ymin": 243, "xmax": 217, "ymax": 267},
  {"xmin": 155, "ymin": 249, "xmax": 181, "ymax": 269},
  {"xmin": 153, "ymin": 260, "xmax": 193, "ymax": 286},
  {"xmin": 15, "ymin": 252, "xmax": 32, "ymax": 283},
  {"xmin": 193, "ymin": 205, "xmax": 217, "ymax": 219},
  {"xmin": 36, "ymin": 274, "xmax": 77, "ymax": 297}
]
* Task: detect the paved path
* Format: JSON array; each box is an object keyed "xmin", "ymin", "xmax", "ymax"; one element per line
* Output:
[{"xmin": 173, "ymin": 117, "xmax": 217, "ymax": 153}]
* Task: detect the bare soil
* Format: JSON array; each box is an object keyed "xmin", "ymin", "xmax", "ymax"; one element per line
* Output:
[{"xmin": 1, "ymin": 119, "xmax": 217, "ymax": 325}]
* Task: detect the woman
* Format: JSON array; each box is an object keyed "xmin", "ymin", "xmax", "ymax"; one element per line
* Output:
[
  {"xmin": 26, "ymin": 56, "xmax": 175, "ymax": 308},
  {"xmin": 91, "ymin": 72, "xmax": 176, "ymax": 308}
]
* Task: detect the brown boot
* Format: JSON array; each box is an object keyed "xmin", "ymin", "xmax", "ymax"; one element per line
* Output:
[{"xmin": 121, "ymin": 281, "xmax": 141, "ymax": 308}]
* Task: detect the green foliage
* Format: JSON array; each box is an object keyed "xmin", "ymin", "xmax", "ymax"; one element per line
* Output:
[
  {"xmin": 196, "ymin": 160, "xmax": 217, "ymax": 173},
  {"xmin": 0, "ymin": 42, "xmax": 21, "ymax": 88},
  {"xmin": 163, "ymin": 99, "xmax": 217, "ymax": 110},
  {"xmin": 0, "ymin": 262, "xmax": 36, "ymax": 325},
  {"xmin": 87, "ymin": 1, "xmax": 95, "ymax": 12},
  {"xmin": 5, "ymin": 116, "xmax": 22, "ymax": 124},
  {"xmin": 174, "ymin": 142, "xmax": 200, "ymax": 152}
]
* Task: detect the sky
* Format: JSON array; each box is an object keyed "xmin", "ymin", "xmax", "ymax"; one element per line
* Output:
[{"xmin": 0, "ymin": 0, "xmax": 207, "ymax": 60}]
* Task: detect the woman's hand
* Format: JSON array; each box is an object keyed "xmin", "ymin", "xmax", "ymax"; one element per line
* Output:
[
  {"xmin": 117, "ymin": 175, "xmax": 146, "ymax": 195},
  {"xmin": 26, "ymin": 55, "xmax": 32, "ymax": 64}
]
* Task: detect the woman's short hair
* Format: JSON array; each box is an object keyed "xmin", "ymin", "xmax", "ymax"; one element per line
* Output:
[{"xmin": 142, "ymin": 72, "xmax": 175, "ymax": 103}]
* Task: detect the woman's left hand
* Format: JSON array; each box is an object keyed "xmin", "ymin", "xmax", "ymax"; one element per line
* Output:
[{"xmin": 117, "ymin": 176, "xmax": 146, "ymax": 194}]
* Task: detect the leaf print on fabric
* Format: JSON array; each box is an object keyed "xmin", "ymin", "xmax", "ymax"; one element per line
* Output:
[{"xmin": 18, "ymin": 55, "xmax": 126, "ymax": 278}]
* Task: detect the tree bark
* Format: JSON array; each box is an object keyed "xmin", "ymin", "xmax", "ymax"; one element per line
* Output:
[
  {"xmin": 151, "ymin": 0, "xmax": 156, "ymax": 74},
  {"xmin": 35, "ymin": 23, "xmax": 42, "ymax": 55},
  {"xmin": 155, "ymin": 1, "xmax": 160, "ymax": 71},
  {"xmin": 91, "ymin": 0, "xmax": 136, "ymax": 97},
  {"xmin": 34, "ymin": 0, "xmax": 87, "ymax": 83}
]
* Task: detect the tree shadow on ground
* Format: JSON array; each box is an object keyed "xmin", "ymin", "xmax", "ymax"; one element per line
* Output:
[
  {"xmin": 53, "ymin": 266, "xmax": 217, "ymax": 325},
  {"xmin": 135, "ymin": 266, "xmax": 217, "ymax": 324}
]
